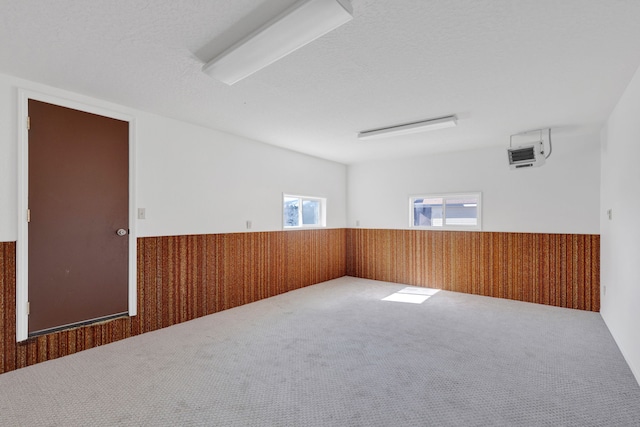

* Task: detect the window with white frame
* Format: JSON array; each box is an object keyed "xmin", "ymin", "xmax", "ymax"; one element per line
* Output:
[
  {"xmin": 410, "ymin": 193, "xmax": 481, "ymax": 230},
  {"xmin": 283, "ymin": 194, "xmax": 326, "ymax": 228}
]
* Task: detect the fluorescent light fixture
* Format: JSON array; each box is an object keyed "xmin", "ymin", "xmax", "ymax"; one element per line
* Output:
[
  {"xmin": 358, "ymin": 115, "xmax": 457, "ymax": 140},
  {"xmin": 202, "ymin": 0, "xmax": 353, "ymax": 85}
]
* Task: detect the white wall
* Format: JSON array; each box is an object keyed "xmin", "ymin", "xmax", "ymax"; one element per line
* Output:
[
  {"xmin": 0, "ymin": 73, "xmax": 347, "ymax": 241},
  {"xmin": 600, "ymin": 64, "xmax": 640, "ymax": 385},
  {"xmin": 347, "ymin": 131, "xmax": 600, "ymax": 234},
  {"xmin": 137, "ymin": 115, "xmax": 346, "ymax": 236},
  {"xmin": 0, "ymin": 76, "xmax": 18, "ymax": 240}
]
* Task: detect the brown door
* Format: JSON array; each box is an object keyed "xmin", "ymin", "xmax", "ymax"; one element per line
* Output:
[{"xmin": 28, "ymin": 99, "xmax": 129, "ymax": 335}]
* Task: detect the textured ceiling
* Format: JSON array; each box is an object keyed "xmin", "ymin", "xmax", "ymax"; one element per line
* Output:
[{"xmin": 1, "ymin": 0, "xmax": 640, "ymax": 164}]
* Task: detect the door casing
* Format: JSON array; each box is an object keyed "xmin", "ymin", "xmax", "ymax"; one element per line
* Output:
[{"xmin": 16, "ymin": 89, "xmax": 137, "ymax": 342}]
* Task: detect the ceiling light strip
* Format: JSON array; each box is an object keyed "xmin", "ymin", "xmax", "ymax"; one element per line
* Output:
[
  {"xmin": 358, "ymin": 115, "xmax": 458, "ymax": 140},
  {"xmin": 202, "ymin": 0, "xmax": 353, "ymax": 85}
]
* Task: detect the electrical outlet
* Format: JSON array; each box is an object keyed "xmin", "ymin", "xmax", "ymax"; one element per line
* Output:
[
  {"xmin": 246, "ymin": 220, "xmax": 252, "ymax": 230},
  {"xmin": 607, "ymin": 209, "xmax": 612, "ymax": 220},
  {"xmin": 603, "ymin": 285, "xmax": 607, "ymax": 296},
  {"xmin": 137, "ymin": 208, "xmax": 146, "ymax": 220},
  {"xmin": 356, "ymin": 220, "xmax": 360, "ymax": 227}
]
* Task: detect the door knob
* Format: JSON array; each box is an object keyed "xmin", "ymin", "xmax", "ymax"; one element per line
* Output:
[{"xmin": 116, "ymin": 228, "xmax": 128, "ymax": 236}]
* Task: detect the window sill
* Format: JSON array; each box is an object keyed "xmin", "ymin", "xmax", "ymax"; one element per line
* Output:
[
  {"xmin": 410, "ymin": 226, "xmax": 482, "ymax": 232},
  {"xmin": 283, "ymin": 226, "xmax": 327, "ymax": 231}
]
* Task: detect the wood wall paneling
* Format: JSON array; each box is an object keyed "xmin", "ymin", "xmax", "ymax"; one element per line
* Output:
[
  {"xmin": 346, "ymin": 229, "xmax": 599, "ymax": 312},
  {"xmin": 0, "ymin": 229, "xmax": 346, "ymax": 375},
  {"xmin": 1, "ymin": 242, "xmax": 17, "ymax": 373},
  {"xmin": 0, "ymin": 228, "xmax": 599, "ymax": 375}
]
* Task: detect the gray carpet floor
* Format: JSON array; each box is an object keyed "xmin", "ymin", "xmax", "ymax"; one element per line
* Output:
[{"xmin": 1, "ymin": 277, "xmax": 639, "ymax": 426}]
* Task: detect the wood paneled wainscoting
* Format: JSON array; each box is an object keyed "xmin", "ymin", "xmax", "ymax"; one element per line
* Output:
[
  {"xmin": 347, "ymin": 229, "xmax": 599, "ymax": 312},
  {"xmin": 0, "ymin": 229, "xmax": 346, "ymax": 374}
]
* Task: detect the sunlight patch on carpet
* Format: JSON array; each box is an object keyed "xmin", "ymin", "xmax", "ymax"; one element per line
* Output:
[{"xmin": 382, "ymin": 287, "xmax": 440, "ymax": 304}]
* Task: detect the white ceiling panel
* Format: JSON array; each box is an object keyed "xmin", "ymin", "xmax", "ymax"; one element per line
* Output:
[{"xmin": 1, "ymin": 0, "xmax": 639, "ymax": 163}]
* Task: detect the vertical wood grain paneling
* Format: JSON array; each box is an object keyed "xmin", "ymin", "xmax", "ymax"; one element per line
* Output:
[
  {"xmin": 0, "ymin": 229, "xmax": 346, "ymax": 375},
  {"xmin": 1, "ymin": 229, "xmax": 598, "ymax": 375},
  {"xmin": 1, "ymin": 242, "xmax": 17, "ymax": 373},
  {"xmin": 346, "ymin": 229, "xmax": 600, "ymax": 312}
]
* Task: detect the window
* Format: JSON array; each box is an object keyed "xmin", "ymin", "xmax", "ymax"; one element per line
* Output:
[
  {"xmin": 410, "ymin": 193, "xmax": 481, "ymax": 230},
  {"xmin": 283, "ymin": 194, "xmax": 326, "ymax": 229}
]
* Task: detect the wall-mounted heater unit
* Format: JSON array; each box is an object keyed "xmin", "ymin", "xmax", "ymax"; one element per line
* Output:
[{"xmin": 507, "ymin": 128, "xmax": 552, "ymax": 170}]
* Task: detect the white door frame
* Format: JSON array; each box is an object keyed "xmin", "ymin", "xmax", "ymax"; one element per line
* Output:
[{"xmin": 16, "ymin": 89, "xmax": 137, "ymax": 342}]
